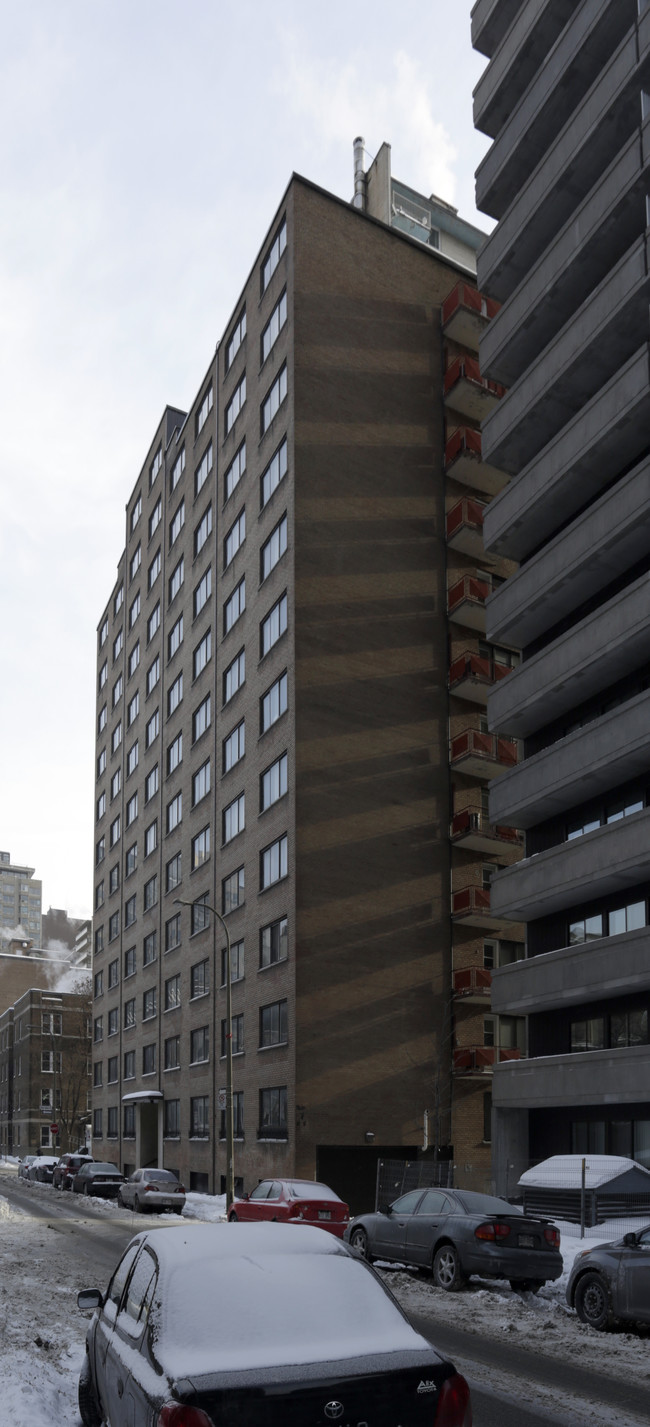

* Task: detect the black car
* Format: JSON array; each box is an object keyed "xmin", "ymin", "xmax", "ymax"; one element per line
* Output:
[
  {"xmin": 72, "ymin": 1161, "xmax": 124, "ymax": 1198},
  {"xmin": 345, "ymin": 1187, "xmax": 562, "ymax": 1292},
  {"xmin": 566, "ymin": 1223, "xmax": 650, "ymax": 1329},
  {"xmin": 77, "ymin": 1222, "xmax": 472, "ymax": 1427}
]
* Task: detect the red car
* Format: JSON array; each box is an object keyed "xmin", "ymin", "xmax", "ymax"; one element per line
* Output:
[{"xmin": 228, "ymin": 1178, "xmax": 350, "ymax": 1237}]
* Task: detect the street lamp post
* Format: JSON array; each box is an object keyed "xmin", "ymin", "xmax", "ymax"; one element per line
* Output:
[{"xmin": 174, "ymin": 897, "xmax": 234, "ymax": 1212}]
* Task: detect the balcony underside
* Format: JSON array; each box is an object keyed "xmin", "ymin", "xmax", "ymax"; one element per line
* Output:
[
  {"xmin": 492, "ymin": 1043, "xmax": 650, "ymax": 1110},
  {"xmin": 473, "ymin": 0, "xmax": 576, "ymax": 139},
  {"xmin": 491, "ymin": 925, "xmax": 650, "ymax": 1016},
  {"xmin": 471, "ymin": 0, "xmax": 527, "ymax": 59},
  {"xmin": 490, "ymin": 805, "xmax": 650, "ymax": 922},
  {"xmin": 446, "ymin": 444, "xmax": 509, "ymax": 496}
]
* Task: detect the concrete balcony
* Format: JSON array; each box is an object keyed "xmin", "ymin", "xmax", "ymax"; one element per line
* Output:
[
  {"xmin": 484, "ymin": 345, "xmax": 650, "ymax": 562},
  {"xmin": 491, "ymin": 925, "xmax": 650, "ymax": 1016},
  {"xmin": 451, "ymin": 806, "xmax": 523, "ymax": 854},
  {"xmin": 474, "ymin": 0, "xmax": 577, "ymax": 139},
  {"xmin": 450, "ymin": 727, "xmax": 519, "ymax": 780},
  {"xmin": 450, "ymin": 650, "xmax": 513, "ymax": 707},
  {"xmin": 452, "ymin": 884, "xmax": 520, "ymax": 933},
  {"xmin": 488, "ymin": 568, "xmax": 650, "ymax": 739},
  {"xmin": 486, "ymin": 454, "xmax": 650, "ymax": 650},
  {"xmin": 443, "ymin": 356, "xmax": 505, "ymax": 424},
  {"xmin": 442, "ymin": 281, "xmax": 499, "ymax": 351},
  {"xmin": 492, "ymin": 1043, "xmax": 650, "ymax": 1110},
  {"xmin": 482, "ymin": 236, "xmax": 650, "ymax": 475},
  {"xmin": 453, "ymin": 966, "xmax": 493, "ymax": 1001},
  {"xmin": 446, "ymin": 496, "xmax": 486, "ymax": 556},
  {"xmin": 479, "ymin": 120, "xmax": 650, "ymax": 386},
  {"xmin": 489, "ymin": 689, "xmax": 650, "ymax": 830},
  {"xmin": 448, "ymin": 575, "xmax": 491, "ymax": 631},
  {"xmin": 490, "ymin": 805, "xmax": 650, "ymax": 923},
  {"xmin": 445, "ymin": 428, "xmax": 508, "ymax": 497},
  {"xmin": 477, "ymin": 23, "xmax": 648, "ymax": 300},
  {"xmin": 454, "ymin": 1045, "xmax": 521, "ymax": 1076},
  {"xmin": 476, "ymin": 0, "xmax": 637, "ymax": 219},
  {"xmin": 471, "ymin": 0, "xmax": 526, "ymax": 58}
]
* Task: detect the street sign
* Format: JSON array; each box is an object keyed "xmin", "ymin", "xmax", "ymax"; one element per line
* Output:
[{"xmin": 50, "ymin": 1124, "xmax": 59, "ymax": 1133}]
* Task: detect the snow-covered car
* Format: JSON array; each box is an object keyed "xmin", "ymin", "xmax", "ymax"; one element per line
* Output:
[
  {"xmin": 345, "ymin": 1187, "xmax": 562, "ymax": 1293},
  {"xmin": 53, "ymin": 1153, "xmax": 94, "ymax": 1190},
  {"xmin": 18, "ymin": 1155, "xmax": 36, "ymax": 1180},
  {"xmin": 77, "ymin": 1222, "xmax": 472, "ymax": 1427},
  {"xmin": 566, "ymin": 1223, "xmax": 650, "ymax": 1329},
  {"xmin": 72, "ymin": 1162, "xmax": 124, "ymax": 1198},
  {"xmin": 228, "ymin": 1177, "xmax": 350, "ymax": 1236},
  {"xmin": 27, "ymin": 1155, "xmax": 59, "ymax": 1183},
  {"xmin": 117, "ymin": 1168, "xmax": 186, "ymax": 1214}
]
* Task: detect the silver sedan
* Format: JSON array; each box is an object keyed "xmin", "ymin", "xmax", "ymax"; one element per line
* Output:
[{"xmin": 117, "ymin": 1168, "xmax": 186, "ymax": 1213}]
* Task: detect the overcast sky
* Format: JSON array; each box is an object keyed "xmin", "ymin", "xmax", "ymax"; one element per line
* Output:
[{"xmin": 0, "ymin": 0, "xmax": 491, "ymax": 921}]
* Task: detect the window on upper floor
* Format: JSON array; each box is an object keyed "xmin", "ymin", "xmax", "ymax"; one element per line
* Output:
[
  {"xmin": 261, "ymin": 218, "xmax": 286, "ymax": 293},
  {"xmin": 225, "ymin": 308, "xmax": 246, "ymax": 370},
  {"xmin": 261, "ymin": 289, "xmax": 287, "ymax": 364},
  {"xmin": 225, "ymin": 374, "xmax": 246, "ymax": 436},
  {"xmin": 224, "ymin": 440, "xmax": 246, "ymax": 503},
  {"xmin": 261, "ymin": 365, "xmax": 287, "ymax": 435},
  {"xmin": 195, "ymin": 443, "xmax": 213, "ymax": 499},
  {"xmin": 261, "ymin": 514, "xmax": 287, "ymax": 582},
  {"xmin": 196, "ymin": 384, "xmax": 213, "ymax": 438}
]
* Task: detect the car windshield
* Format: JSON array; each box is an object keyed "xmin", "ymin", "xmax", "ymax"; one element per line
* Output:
[
  {"xmin": 453, "ymin": 1190, "xmax": 522, "ymax": 1215},
  {"xmin": 286, "ymin": 1182, "xmax": 340, "ymax": 1201}
]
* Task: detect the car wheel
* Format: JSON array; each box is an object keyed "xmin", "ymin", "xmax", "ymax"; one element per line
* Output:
[
  {"xmin": 116, "ymin": 1190, "xmax": 124, "ymax": 1207},
  {"xmin": 575, "ymin": 1272, "xmax": 613, "ymax": 1331},
  {"xmin": 349, "ymin": 1227, "xmax": 374, "ymax": 1262},
  {"xmin": 135, "ymin": 1196, "xmax": 144, "ymax": 1213},
  {"xmin": 229, "ymin": 1211, "xmax": 238, "ymax": 1221},
  {"xmin": 510, "ymin": 1279, "xmax": 544, "ymax": 1294},
  {"xmin": 433, "ymin": 1244, "xmax": 467, "ymax": 1292},
  {"xmin": 78, "ymin": 1354, "xmax": 102, "ymax": 1427}
]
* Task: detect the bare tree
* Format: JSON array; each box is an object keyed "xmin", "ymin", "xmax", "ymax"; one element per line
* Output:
[{"xmin": 47, "ymin": 982, "xmax": 92, "ymax": 1155}]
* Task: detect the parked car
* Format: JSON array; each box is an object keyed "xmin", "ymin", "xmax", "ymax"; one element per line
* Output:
[
  {"xmin": 345, "ymin": 1186, "xmax": 562, "ymax": 1292},
  {"xmin": 567, "ymin": 1223, "xmax": 650, "ymax": 1329},
  {"xmin": 228, "ymin": 1178, "xmax": 350, "ymax": 1237},
  {"xmin": 72, "ymin": 1162, "xmax": 125, "ymax": 1198},
  {"xmin": 18, "ymin": 1155, "xmax": 36, "ymax": 1179},
  {"xmin": 77, "ymin": 1222, "xmax": 472, "ymax": 1427},
  {"xmin": 53, "ymin": 1153, "xmax": 94, "ymax": 1190},
  {"xmin": 27, "ymin": 1155, "xmax": 60, "ymax": 1183},
  {"xmin": 117, "ymin": 1168, "xmax": 186, "ymax": 1214}
]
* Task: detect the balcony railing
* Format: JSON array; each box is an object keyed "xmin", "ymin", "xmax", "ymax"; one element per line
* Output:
[
  {"xmin": 453, "ymin": 1045, "xmax": 521, "ymax": 1073},
  {"xmin": 446, "ymin": 495, "xmax": 485, "ymax": 541},
  {"xmin": 449, "ymin": 650, "xmax": 513, "ymax": 693},
  {"xmin": 453, "ymin": 967, "xmax": 492, "ymax": 997},
  {"xmin": 452, "ymin": 885, "xmax": 491, "ymax": 918},
  {"xmin": 450, "ymin": 728, "xmax": 518, "ymax": 771},
  {"xmin": 442, "ymin": 282, "xmax": 500, "ymax": 328},
  {"xmin": 450, "ymin": 806, "xmax": 523, "ymax": 848},
  {"xmin": 448, "ymin": 574, "xmax": 490, "ymax": 615},
  {"xmin": 444, "ymin": 426, "xmax": 509, "ymax": 496},
  {"xmin": 445, "ymin": 426, "xmax": 483, "ymax": 467},
  {"xmin": 443, "ymin": 354, "xmax": 506, "ymax": 401}
]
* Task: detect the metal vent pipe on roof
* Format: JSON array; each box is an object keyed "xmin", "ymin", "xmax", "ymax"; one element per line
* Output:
[{"xmin": 353, "ymin": 136, "xmax": 367, "ymax": 210}]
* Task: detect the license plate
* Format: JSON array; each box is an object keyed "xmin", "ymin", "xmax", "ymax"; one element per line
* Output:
[
  {"xmin": 318, "ymin": 1210, "xmax": 331, "ymax": 1220},
  {"xmin": 518, "ymin": 1234, "xmax": 535, "ymax": 1248}
]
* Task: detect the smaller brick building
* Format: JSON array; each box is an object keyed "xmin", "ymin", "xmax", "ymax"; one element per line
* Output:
[{"xmin": 0, "ymin": 986, "xmax": 92, "ymax": 1157}]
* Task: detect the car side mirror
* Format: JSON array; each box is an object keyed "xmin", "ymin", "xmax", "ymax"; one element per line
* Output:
[
  {"xmin": 243, "ymin": 1192, "xmax": 249, "ymax": 1200},
  {"xmin": 77, "ymin": 1289, "xmax": 104, "ymax": 1312},
  {"xmin": 623, "ymin": 1232, "xmax": 638, "ymax": 1246},
  {"xmin": 379, "ymin": 1203, "xmax": 392, "ymax": 1216}
]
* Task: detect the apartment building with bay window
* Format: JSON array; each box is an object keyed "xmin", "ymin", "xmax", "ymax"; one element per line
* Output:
[{"xmin": 91, "ymin": 168, "xmax": 521, "ymax": 1204}]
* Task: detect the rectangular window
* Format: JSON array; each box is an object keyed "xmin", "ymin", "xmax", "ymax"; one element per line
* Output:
[
  {"xmin": 222, "ymin": 938, "xmax": 244, "ymax": 985},
  {"xmin": 99, "ymin": 660, "xmax": 108, "ymax": 691},
  {"xmin": 143, "ymin": 987, "xmax": 157, "ymax": 1021},
  {"xmin": 261, "ymin": 753, "xmax": 288, "ymax": 811},
  {"xmin": 191, "ymin": 825, "xmax": 211, "ymax": 869},
  {"xmin": 124, "ymin": 1047, "xmax": 136, "ymax": 1075},
  {"xmin": 192, "ymin": 692, "xmax": 211, "ymax": 743},
  {"xmin": 223, "ymin": 720, "xmax": 245, "ymax": 772},
  {"xmin": 129, "ymin": 592, "xmax": 141, "ymax": 629},
  {"xmin": 223, "ymin": 649, "xmax": 245, "ymax": 705},
  {"xmin": 126, "ymin": 792, "xmax": 138, "ymax": 826},
  {"xmin": 146, "ymin": 708, "xmax": 159, "ymax": 747},
  {"xmin": 164, "ymin": 1098, "xmax": 180, "ymax": 1136},
  {"xmin": 127, "ymin": 740, "xmax": 139, "ymax": 776},
  {"xmin": 93, "ymin": 1109, "xmax": 103, "ymax": 1139},
  {"xmin": 94, "ymin": 924, "xmax": 104, "ymax": 954},
  {"xmin": 260, "ymin": 915, "xmax": 288, "ymax": 968},
  {"xmin": 196, "ymin": 384, "xmax": 213, "ymax": 438},
  {"xmin": 124, "ymin": 894, "xmax": 137, "ymax": 928},
  {"xmin": 225, "ymin": 373, "xmax": 246, "ymax": 435},
  {"xmin": 124, "ymin": 1104, "xmax": 135, "ymax": 1138},
  {"xmin": 143, "ymin": 1044, "xmax": 156, "ymax": 1077},
  {"xmin": 224, "ymin": 440, "xmax": 246, "ymax": 502},
  {"xmin": 125, "ymin": 842, "xmax": 137, "ymax": 876},
  {"xmin": 192, "ymin": 759, "xmax": 211, "ymax": 807},
  {"xmin": 261, "ymin": 289, "xmax": 287, "ymax": 363},
  {"xmin": 220, "ymin": 1091, "xmax": 244, "ymax": 1140},
  {"xmin": 259, "ymin": 1085, "xmax": 287, "ymax": 1138},
  {"xmin": 93, "ymin": 1062, "xmax": 103, "ymax": 1089},
  {"xmin": 193, "ymin": 629, "xmax": 212, "ymax": 679},
  {"xmin": 149, "ymin": 497, "xmax": 162, "ymax": 540},
  {"xmin": 109, "ymin": 817, "xmax": 121, "ymax": 849},
  {"xmin": 112, "ymin": 674, "xmax": 123, "ymax": 708},
  {"xmin": 261, "ymin": 437, "xmax": 288, "ymax": 509},
  {"xmin": 165, "ymin": 913, "xmax": 181, "ymax": 951},
  {"xmin": 97, "ymin": 791, "xmax": 106, "ymax": 821},
  {"xmin": 261, "ymin": 834, "xmax": 288, "ymax": 889},
  {"xmin": 110, "ymin": 770, "xmax": 121, "ymax": 800},
  {"xmin": 165, "ymin": 975, "xmax": 181, "ymax": 1011},
  {"xmin": 167, "ymin": 793, "xmax": 182, "ymax": 832},
  {"xmin": 609, "ymin": 901, "xmax": 646, "ymax": 936},
  {"xmin": 144, "ymin": 766, "xmax": 158, "ymax": 804},
  {"xmin": 94, "ymin": 970, "xmax": 104, "ymax": 998},
  {"xmin": 168, "ymin": 672, "xmax": 183, "ymax": 716},
  {"xmin": 193, "ymin": 567, "xmax": 212, "ymax": 619},
  {"xmin": 146, "ymin": 655, "xmax": 160, "ymax": 695},
  {"xmin": 130, "ymin": 542, "xmax": 141, "ymax": 581},
  {"xmin": 191, "ymin": 959, "xmax": 210, "ymax": 998},
  {"xmin": 261, "ymin": 593, "xmax": 287, "ymax": 656},
  {"xmin": 96, "ymin": 880, "xmax": 105, "ymax": 908},
  {"xmin": 226, "ymin": 308, "xmax": 246, "ymax": 370},
  {"xmin": 167, "ymin": 731, "xmax": 183, "ymax": 774},
  {"xmin": 169, "ymin": 556, "xmax": 184, "ymax": 603},
  {"xmin": 164, "ymin": 1038, "xmax": 180, "ymax": 1071},
  {"xmin": 106, "ymin": 1106, "xmax": 118, "ymax": 1140},
  {"xmin": 191, "ymin": 1026, "xmax": 210, "ymax": 1064},
  {"xmin": 113, "ymin": 628, "xmax": 123, "ymax": 661},
  {"xmin": 127, "ymin": 691, "xmax": 139, "ymax": 727},
  {"xmin": 148, "ymin": 548, "xmax": 161, "ymax": 589},
  {"xmin": 114, "ymin": 584, "xmax": 124, "ymax": 615},
  {"xmin": 169, "ymin": 498, "xmax": 185, "ymax": 549},
  {"xmin": 223, "ymin": 792, "xmax": 245, "ymax": 843},
  {"xmin": 224, "ymin": 577, "xmax": 245, "ymax": 634},
  {"xmin": 261, "ymin": 218, "xmax": 287, "ymax": 292},
  {"xmin": 109, "ymin": 865, "xmax": 119, "ymax": 894},
  {"xmin": 124, "ymin": 946, "xmax": 136, "ymax": 977},
  {"xmin": 224, "ymin": 509, "xmax": 246, "ymax": 569},
  {"xmin": 108, "ymin": 1007, "xmax": 119, "ymax": 1037},
  {"xmin": 150, "ymin": 446, "xmax": 162, "ymax": 488},
  {"xmin": 191, "ymin": 894, "xmax": 210, "ymax": 934},
  {"xmin": 144, "ymin": 820, "xmax": 158, "ymax": 857},
  {"xmin": 190, "ymin": 1096, "xmax": 209, "ymax": 1138},
  {"xmin": 107, "ymin": 1056, "xmax": 118, "ymax": 1084},
  {"xmin": 261, "ymin": 365, "xmax": 287, "ymax": 434},
  {"xmin": 221, "ymin": 1014, "xmax": 244, "ymax": 1057},
  {"xmin": 260, "ymin": 1000, "xmax": 288, "ymax": 1047},
  {"xmin": 98, "ymin": 704, "xmax": 108, "ymax": 733},
  {"xmin": 168, "ymin": 613, "xmax": 183, "ymax": 661},
  {"xmin": 143, "ymin": 931, "xmax": 157, "ymax": 965},
  {"xmin": 99, "ymin": 616, "xmax": 109, "ymax": 648},
  {"xmin": 170, "ymin": 447, "xmax": 185, "ymax": 492},
  {"xmin": 93, "ymin": 1018, "xmax": 103, "ymax": 1045},
  {"xmin": 148, "ymin": 605, "xmax": 161, "ymax": 644},
  {"xmin": 223, "ymin": 866, "xmax": 245, "ymax": 915},
  {"xmin": 195, "ymin": 442, "xmax": 213, "ymax": 498},
  {"xmin": 166, "ymin": 852, "xmax": 182, "ymax": 892},
  {"xmin": 97, "ymin": 747, "xmax": 107, "ymax": 778},
  {"xmin": 194, "ymin": 505, "xmax": 213, "ymax": 557}
]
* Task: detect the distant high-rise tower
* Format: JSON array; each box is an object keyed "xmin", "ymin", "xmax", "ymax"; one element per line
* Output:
[{"xmin": 0, "ymin": 851, "xmax": 42, "ymax": 948}]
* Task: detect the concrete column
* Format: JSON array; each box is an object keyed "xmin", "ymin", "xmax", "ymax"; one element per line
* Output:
[{"xmin": 492, "ymin": 1105, "xmax": 529, "ymax": 1198}]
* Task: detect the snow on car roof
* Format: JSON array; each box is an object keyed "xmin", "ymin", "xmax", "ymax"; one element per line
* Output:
[
  {"xmin": 519, "ymin": 1155, "xmax": 650, "ymax": 1189},
  {"xmin": 147, "ymin": 1223, "xmax": 430, "ymax": 1376}
]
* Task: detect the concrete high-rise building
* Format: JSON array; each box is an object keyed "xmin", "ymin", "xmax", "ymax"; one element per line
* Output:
[
  {"xmin": 0, "ymin": 851, "xmax": 42, "ymax": 948},
  {"xmin": 91, "ymin": 163, "xmax": 522, "ymax": 1203},
  {"xmin": 471, "ymin": 0, "xmax": 650, "ymax": 1189}
]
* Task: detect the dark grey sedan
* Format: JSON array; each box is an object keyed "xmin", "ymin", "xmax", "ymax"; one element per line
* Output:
[
  {"xmin": 567, "ymin": 1223, "xmax": 650, "ymax": 1329},
  {"xmin": 72, "ymin": 1161, "xmax": 125, "ymax": 1198},
  {"xmin": 345, "ymin": 1187, "xmax": 562, "ymax": 1292}
]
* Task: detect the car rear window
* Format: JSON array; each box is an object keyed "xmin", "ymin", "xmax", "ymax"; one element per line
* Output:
[
  {"xmin": 146, "ymin": 1170, "xmax": 179, "ymax": 1183},
  {"xmin": 286, "ymin": 1182, "xmax": 341, "ymax": 1201},
  {"xmin": 453, "ymin": 1190, "xmax": 522, "ymax": 1215}
]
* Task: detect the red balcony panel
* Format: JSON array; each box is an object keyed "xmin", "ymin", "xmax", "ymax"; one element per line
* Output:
[
  {"xmin": 449, "ymin": 651, "xmax": 512, "ymax": 691},
  {"xmin": 443, "ymin": 354, "xmax": 505, "ymax": 401},
  {"xmin": 450, "ymin": 808, "xmax": 523, "ymax": 849},
  {"xmin": 453, "ymin": 967, "xmax": 493, "ymax": 996},
  {"xmin": 445, "ymin": 427, "xmax": 483, "ymax": 467},
  {"xmin": 452, "ymin": 886, "xmax": 491, "ymax": 917},
  {"xmin": 452, "ymin": 1045, "xmax": 522, "ymax": 1073},
  {"xmin": 450, "ymin": 728, "xmax": 518, "ymax": 770},
  {"xmin": 446, "ymin": 496, "xmax": 485, "ymax": 540},
  {"xmin": 447, "ymin": 575, "xmax": 490, "ymax": 615},
  {"xmin": 444, "ymin": 427, "xmax": 509, "ymax": 496},
  {"xmin": 442, "ymin": 282, "xmax": 500, "ymax": 327}
]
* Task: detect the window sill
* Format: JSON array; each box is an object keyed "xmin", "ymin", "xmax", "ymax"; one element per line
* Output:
[
  {"xmin": 258, "ymin": 958, "xmax": 288, "ymax": 974},
  {"xmin": 258, "ymin": 1041, "xmax": 288, "ymax": 1053}
]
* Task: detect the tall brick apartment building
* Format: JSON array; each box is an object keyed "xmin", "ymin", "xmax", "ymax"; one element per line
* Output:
[{"xmin": 91, "ymin": 167, "xmax": 522, "ymax": 1203}]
